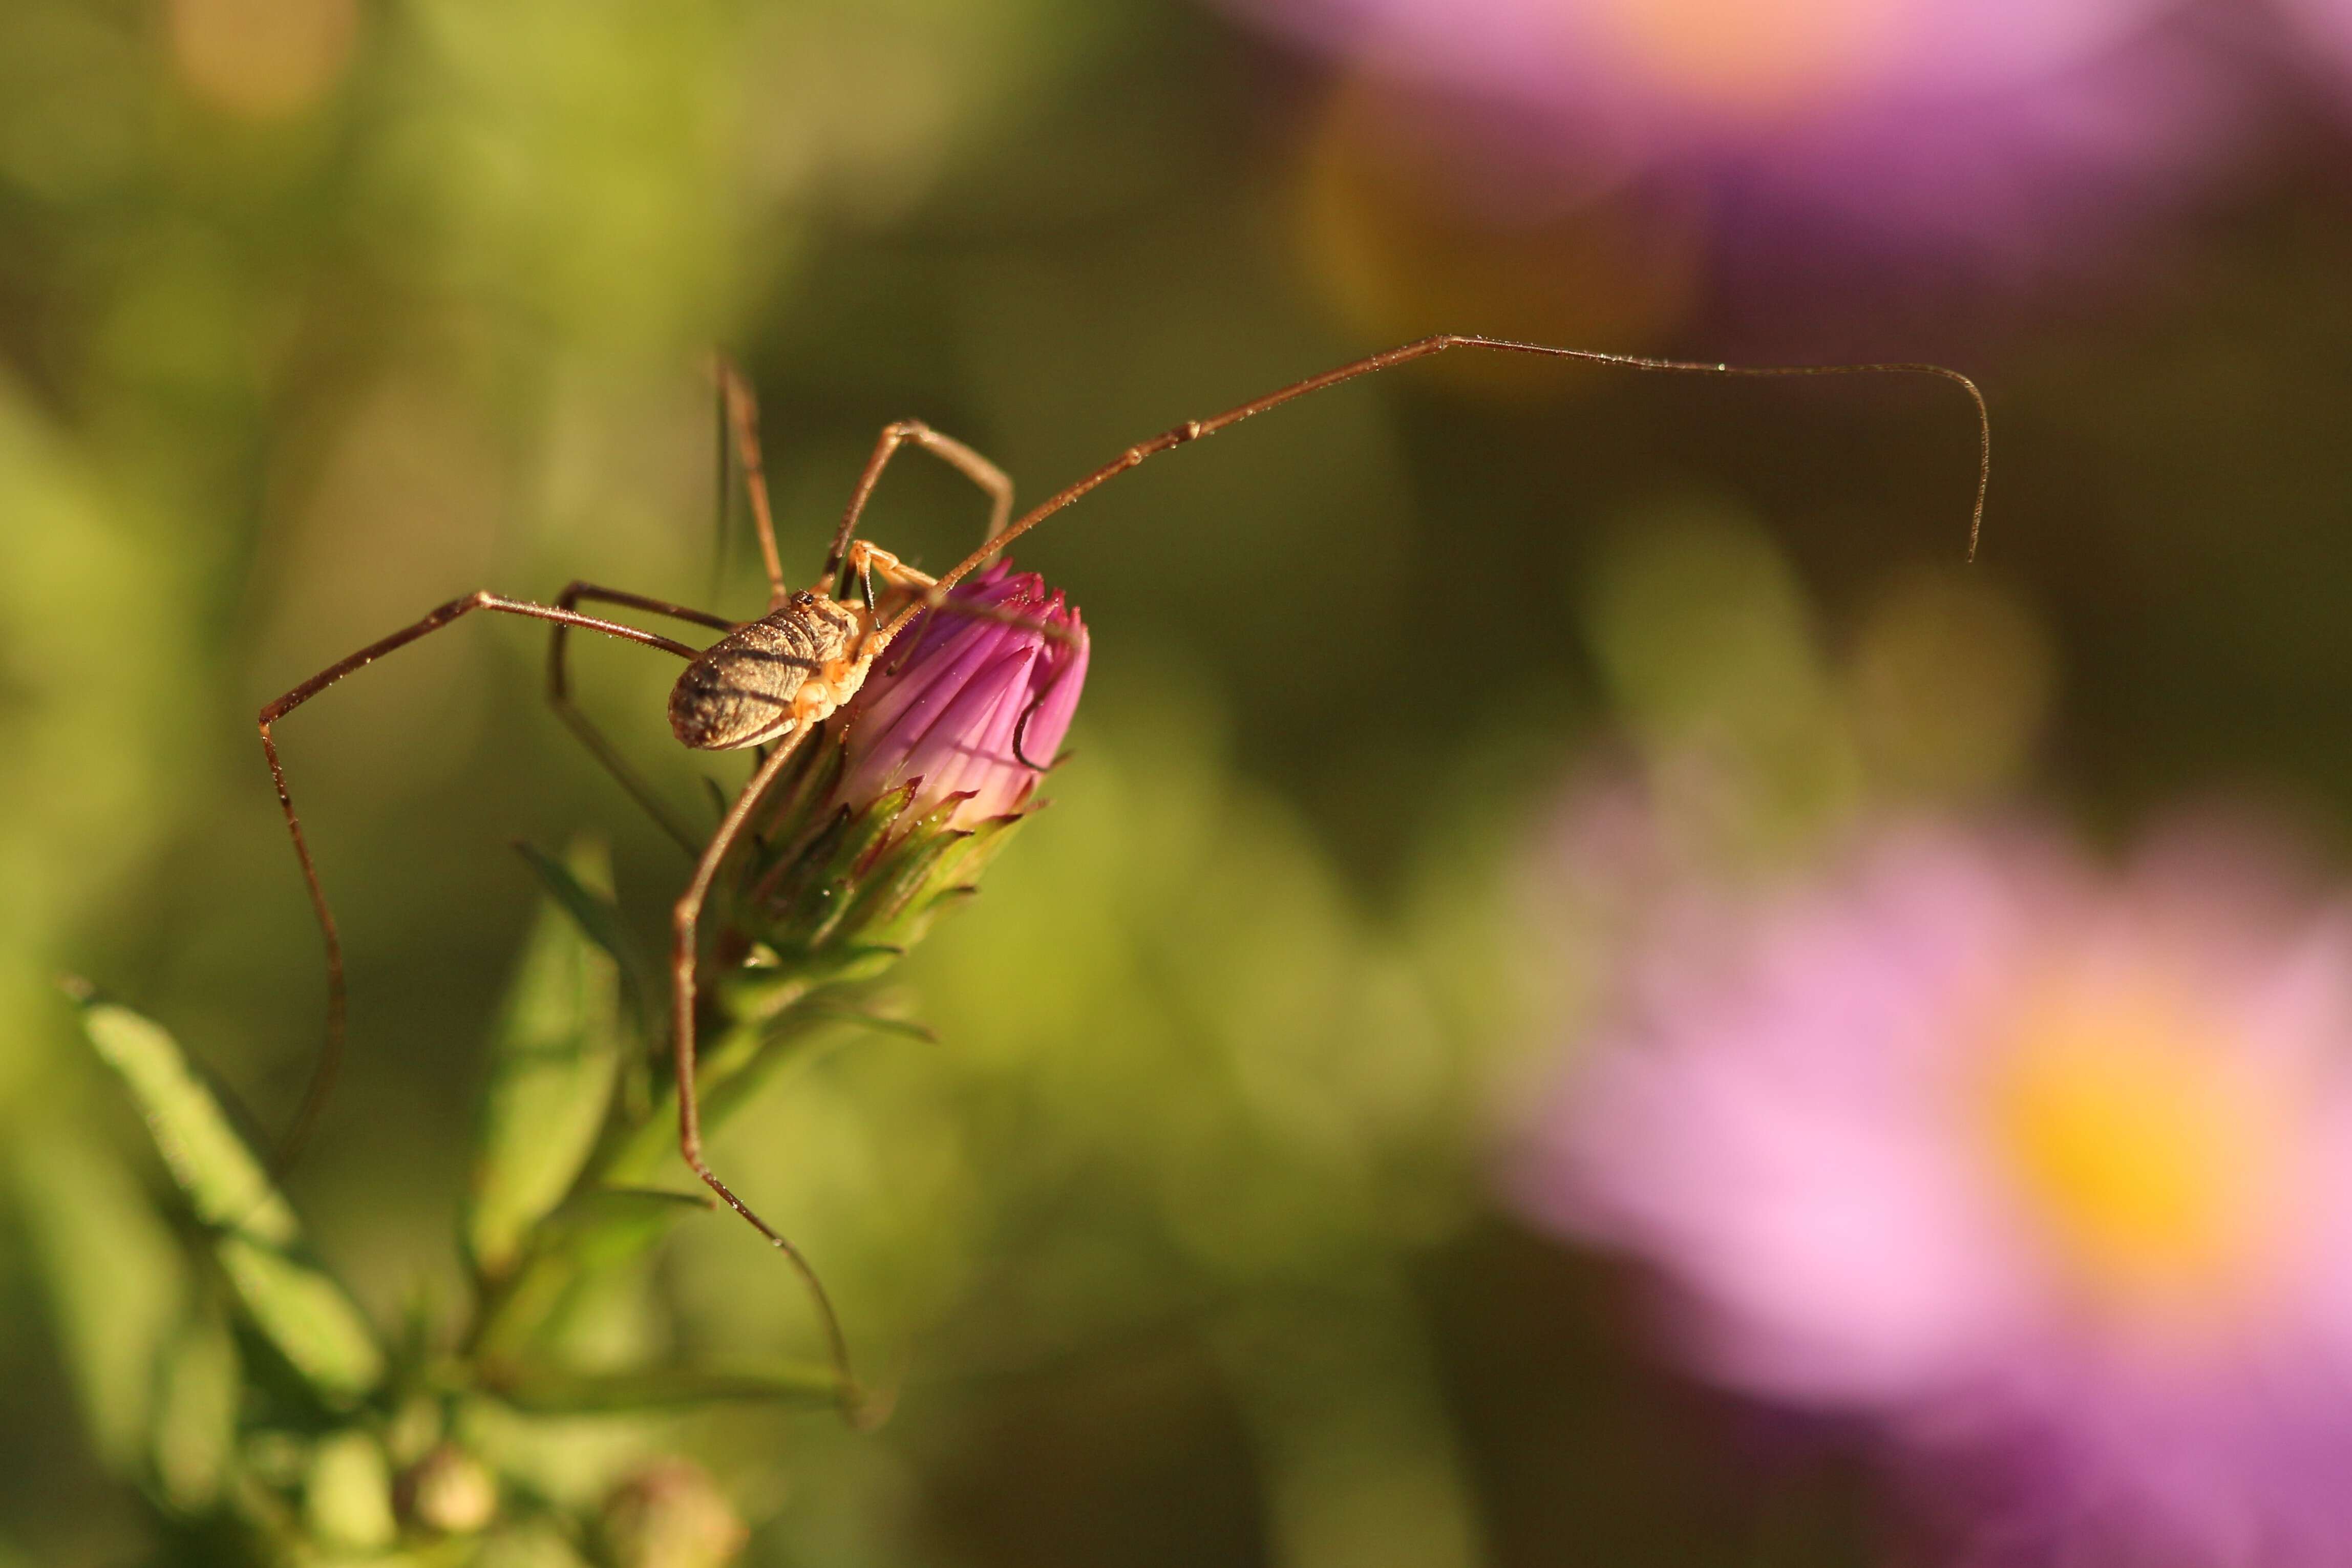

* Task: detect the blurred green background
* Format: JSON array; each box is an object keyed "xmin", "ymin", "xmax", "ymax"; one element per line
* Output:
[{"xmin": 6, "ymin": 1, "xmax": 2352, "ymax": 1563}]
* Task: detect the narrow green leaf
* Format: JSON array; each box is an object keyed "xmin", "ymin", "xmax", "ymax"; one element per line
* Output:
[
  {"xmin": 546, "ymin": 1183, "xmax": 712, "ymax": 1221},
  {"xmin": 513, "ymin": 839, "xmax": 656, "ymax": 1020},
  {"xmin": 488, "ymin": 1363, "xmax": 843, "ymax": 1414},
  {"xmin": 218, "ymin": 1236, "xmax": 385, "ymax": 1403},
  {"xmin": 470, "ymin": 841, "xmax": 628, "ymax": 1281},
  {"xmin": 72, "ymin": 994, "xmax": 386, "ymax": 1408},
  {"xmin": 553, "ymin": 1183, "xmax": 713, "ymax": 1215},
  {"xmin": 11, "ymin": 1125, "xmax": 185, "ymax": 1471},
  {"xmin": 79, "ymin": 1000, "xmax": 295, "ymax": 1247},
  {"xmin": 540, "ymin": 1184, "xmax": 712, "ymax": 1268}
]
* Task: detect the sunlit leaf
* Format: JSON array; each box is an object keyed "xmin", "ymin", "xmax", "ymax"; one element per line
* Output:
[
  {"xmin": 78, "ymin": 997, "xmax": 295, "ymax": 1247},
  {"xmin": 72, "ymin": 993, "xmax": 385, "ymax": 1407},
  {"xmin": 469, "ymin": 841, "xmax": 629, "ymax": 1281},
  {"xmin": 218, "ymin": 1236, "xmax": 385, "ymax": 1404}
]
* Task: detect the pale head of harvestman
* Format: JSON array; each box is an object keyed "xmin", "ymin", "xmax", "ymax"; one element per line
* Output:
[{"xmin": 255, "ymin": 335, "xmax": 1989, "ymax": 1421}]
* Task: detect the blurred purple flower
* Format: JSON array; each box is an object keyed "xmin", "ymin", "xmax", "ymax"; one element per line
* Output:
[
  {"xmin": 1234, "ymin": 0, "xmax": 2256, "ymax": 329},
  {"xmin": 839, "ymin": 560, "xmax": 1089, "ymax": 829},
  {"xmin": 1517, "ymin": 819, "xmax": 2352, "ymax": 1564},
  {"xmin": 2273, "ymin": 0, "xmax": 2352, "ymax": 104}
]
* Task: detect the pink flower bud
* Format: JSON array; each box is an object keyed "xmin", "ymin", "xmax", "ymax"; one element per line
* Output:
[{"xmin": 839, "ymin": 560, "xmax": 1088, "ymax": 828}]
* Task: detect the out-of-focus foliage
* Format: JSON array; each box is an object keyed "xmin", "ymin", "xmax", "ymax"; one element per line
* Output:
[
  {"xmin": 12, "ymin": 0, "xmax": 2352, "ymax": 1564},
  {"xmin": 51, "ymin": 861, "xmax": 851, "ymax": 1561}
]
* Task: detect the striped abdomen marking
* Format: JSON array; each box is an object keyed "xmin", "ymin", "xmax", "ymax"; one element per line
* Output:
[{"xmin": 668, "ymin": 593, "xmax": 867, "ymax": 751}]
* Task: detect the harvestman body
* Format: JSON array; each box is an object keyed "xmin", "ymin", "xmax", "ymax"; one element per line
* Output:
[{"xmin": 257, "ymin": 334, "xmax": 1989, "ymax": 1418}]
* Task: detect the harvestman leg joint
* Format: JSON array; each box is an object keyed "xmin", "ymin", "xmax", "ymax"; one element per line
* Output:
[{"xmin": 258, "ymin": 336, "xmax": 1989, "ymax": 1420}]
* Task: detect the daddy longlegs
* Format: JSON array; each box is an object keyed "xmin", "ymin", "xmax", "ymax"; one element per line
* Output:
[{"xmin": 257, "ymin": 333, "xmax": 1989, "ymax": 1421}]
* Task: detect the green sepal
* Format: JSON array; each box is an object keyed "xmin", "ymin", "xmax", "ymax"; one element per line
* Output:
[
  {"xmin": 713, "ymin": 721, "xmax": 1042, "ymax": 993},
  {"xmin": 834, "ymin": 824, "xmax": 966, "ymax": 941},
  {"xmin": 731, "ymin": 791, "xmax": 1024, "ymax": 978},
  {"xmin": 71, "ymin": 993, "xmax": 386, "ymax": 1407},
  {"xmin": 755, "ymin": 784, "xmax": 922, "ymax": 950},
  {"xmin": 468, "ymin": 841, "xmax": 629, "ymax": 1283},
  {"xmin": 743, "ymin": 735, "xmax": 847, "ymax": 862},
  {"xmin": 849, "ymin": 810, "xmax": 1027, "ymax": 956}
]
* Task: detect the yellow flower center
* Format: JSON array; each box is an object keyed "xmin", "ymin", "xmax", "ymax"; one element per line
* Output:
[
  {"xmin": 1985, "ymin": 983, "xmax": 2284, "ymax": 1316},
  {"xmin": 1586, "ymin": 0, "xmax": 1908, "ymax": 111}
]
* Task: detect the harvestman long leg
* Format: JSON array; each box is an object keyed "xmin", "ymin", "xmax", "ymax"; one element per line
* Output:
[
  {"xmin": 547, "ymin": 376, "xmax": 1024, "ymax": 851},
  {"xmin": 545, "ymin": 420, "xmax": 1025, "ymax": 846},
  {"xmin": 659, "ymin": 540, "xmax": 1008, "ymax": 1425},
  {"xmin": 730, "ymin": 375, "xmax": 1040, "ymax": 675},
  {"xmin": 716, "ymin": 362, "xmax": 791, "ymax": 606},
  {"xmin": 685, "ymin": 337, "xmax": 1984, "ymax": 1380},
  {"xmin": 262, "ymin": 333, "xmax": 1987, "ymax": 1420},
  {"xmin": 874, "ymin": 332, "xmax": 1993, "ymax": 646},
  {"xmin": 545, "ymin": 583, "xmax": 736, "ymax": 855},
  {"xmin": 534, "ymin": 395, "xmax": 1035, "ymax": 1399},
  {"xmin": 662, "ymin": 729, "xmax": 872, "ymax": 1420},
  {"xmin": 261, "ymin": 593, "xmax": 703, "ymax": 1170},
  {"xmin": 566, "ymin": 379, "xmax": 1026, "ymax": 1418},
  {"xmin": 660, "ymin": 332, "xmax": 1983, "ymax": 1410},
  {"xmin": 265, "ymin": 579, "xmax": 870, "ymax": 1410},
  {"xmin": 717, "ymin": 357, "xmax": 1016, "ymax": 596},
  {"xmin": 823, "ymin": 419, "xmax": 1013, "ymax": 583},
  {"xmin": 541, "ymin": 359, "xmax": 778, "ymax": 849}
]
